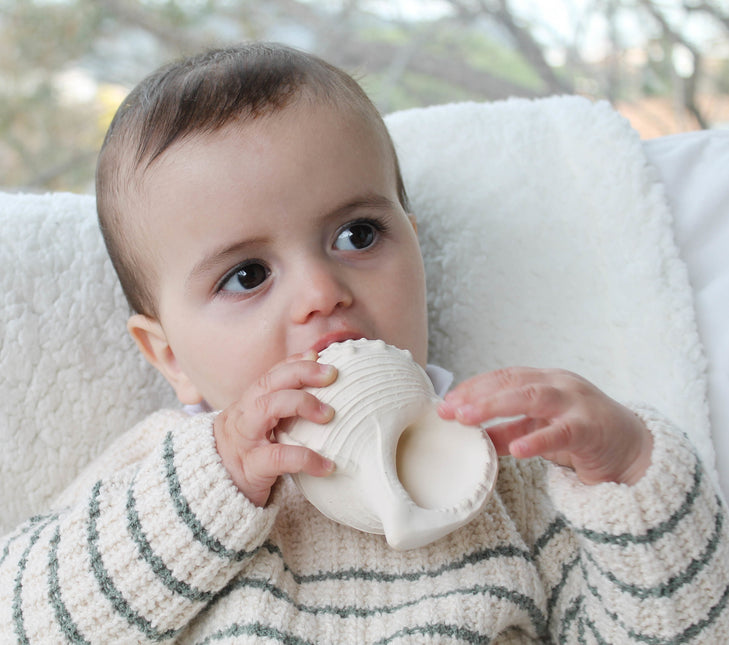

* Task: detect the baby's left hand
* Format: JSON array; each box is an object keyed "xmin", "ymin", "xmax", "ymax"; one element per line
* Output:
[{"xmin": 438, "ymin": 367, "xmax": 653, "ymax": 486}]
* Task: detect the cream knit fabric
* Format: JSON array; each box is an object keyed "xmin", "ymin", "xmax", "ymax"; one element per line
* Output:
[{"xmin": 1, "ymin": 405, "xmax": 727, "ymax": 644}]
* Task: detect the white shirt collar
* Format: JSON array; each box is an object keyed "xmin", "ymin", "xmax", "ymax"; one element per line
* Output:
[{"xmin": 425, "ymin": 363, "xmax": 454, "ymax": 397}]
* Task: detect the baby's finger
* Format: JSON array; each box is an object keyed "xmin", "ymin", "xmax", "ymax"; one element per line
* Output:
[
  {"xmin": 444, "ymin": 367, "xmax": 543, "ymax": 407},
  {"xmin": 508, "ymin": 418, "xmax": 581, "ymax": 460},
  {"xmin": 243, "ymin": 444, "xmax": 335, "ymax": 507},
  {"xmin": 220, "ymin": 388, "xmax": 334, "ymax": 451},
  {"xmin": 254, "ymin": 357, "xmax": 337, "ymax": 398},
  {"xmin": 484, "ymin": 416, "xmax": 546, "ymax": 456},
  {"xmin": 250, "ymin": 389, "xmax": 335, "ymax": 440},
  {"xmin": 449, "ymin": 380, "xmax": 570, "ymax": 426}
]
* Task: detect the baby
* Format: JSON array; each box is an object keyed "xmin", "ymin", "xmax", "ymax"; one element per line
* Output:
[{"xmin": 1, "ymin": 42, "xmax": 727, "ymax": 644}]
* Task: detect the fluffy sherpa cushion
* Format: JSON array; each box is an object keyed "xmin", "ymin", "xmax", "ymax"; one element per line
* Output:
[
  {"xmin": 0, "ymin": 193, "xmax": 177, "ymax": 532},
  {"xmin": 0, "ymin": 96, "xmax": 718, "ymax": 534}
]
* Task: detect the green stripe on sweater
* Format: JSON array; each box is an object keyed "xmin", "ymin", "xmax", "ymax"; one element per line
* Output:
[
  {"xmin": 373, "ymin": 623, "xmax": 490, "ymax": 644},
  {"xmin": 577, "ymin": 614, "xmax": 587, "ymax": 645},
  {"xmin": 198, "ymin": 621, "xmax": 493, "ymax": 645},
  {"xmin": 48, "ymin": 526, "xmax": 91, "ymax": 644},
  {"xmin": 533, "ymin": 516, "xmax": 568, "ymax": 558},
  {"xmin": 218, "ymin": 574, "xmax": 548, "ymax": 638},
  {"xmin": 162, "ymin": 432, "xmax": 256, "ymax": 562},
  {"xmin": 547, "ymin": 556, "xmax": 580, "ymax": 620},
  {"xmin": 1, "ymin": 512, "xmax": 58, "ymax": 569},
  {"xmin": 87, "ymin": 480, "xmax": 179, "ymax": 641},
  {"xmin": 196, "ymin": 621, "xmax": 313, "ymax": 645},
  {"xmin": 126, "ymin": 477, "xmax": 215, "ymax": 603},
  {"xmin": 577, "ymin": 464, "xmax": 703, "ymax": 546},
  {"xmin": 584, "ymin": 574, "xmax": 729, "ymax": 643},
  {"xmin": 535, "ymin": 464, "xmax": 703, "ymax": 559},
  {"xmin": 558, "ymin": 595, "xmax": 583, "ymax": 644},
  {"xmin": 583, "ymin": 509, "xmax": 724, "ymax": 598},
  {"xmin": 535, "ymin": 464, "xmax": 704, "ymax": 560},
  {"xmin": 260, "ymin": 540, "xmax": 532, "ymax": 585},
  {"xmin": 12, "ymin": 519, "xmax": 52, "ymax": 645}
]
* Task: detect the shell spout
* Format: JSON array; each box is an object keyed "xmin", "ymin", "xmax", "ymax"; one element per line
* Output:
[
  {"xmin": 380, "ymin": 406, "xmax": 497, "ymax": 550},
  {"xmin": 396, "ymin": 405, "xmax": 492, "ymax": 511}
]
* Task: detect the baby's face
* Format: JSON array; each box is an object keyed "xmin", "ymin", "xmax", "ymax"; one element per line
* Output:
[{"xmin": 130, "ymin": 101, "xmax": 428, "ymax": 410}]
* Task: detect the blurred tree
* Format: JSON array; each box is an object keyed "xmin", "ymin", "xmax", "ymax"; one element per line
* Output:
[
  {"xmin": 1, "ymin": 0, "xmax": 727, "ymax": 193},
  {"xmin": 0, "ymin": 1, "xmax": 103, "ymax": 190}
]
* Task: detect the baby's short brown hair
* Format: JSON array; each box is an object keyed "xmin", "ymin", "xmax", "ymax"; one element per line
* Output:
[{"xmin": 96, "ymin": 42, "xmax": 409, "ymax": 317}]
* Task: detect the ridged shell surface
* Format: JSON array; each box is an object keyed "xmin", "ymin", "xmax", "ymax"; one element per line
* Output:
[{"xmin": 276, "ymin": 339, "xmax": 498, "ymax": 550}]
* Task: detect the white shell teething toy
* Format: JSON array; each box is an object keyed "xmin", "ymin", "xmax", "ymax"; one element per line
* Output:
[{"xmin": 276, "ymin": 339, "xmax": 498, "ymax": 550}]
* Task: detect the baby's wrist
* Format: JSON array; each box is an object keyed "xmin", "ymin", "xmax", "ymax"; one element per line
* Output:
[
  {"xmin": 614, "ymin": 418, "xmax": 654, "ymax": 486},
  {"xmin": 212, "ymin": 413, "xmax": 251, "ymax": 494}
]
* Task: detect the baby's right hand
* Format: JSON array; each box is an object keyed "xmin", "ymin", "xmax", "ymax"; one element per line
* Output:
[{"xmin": 213, "ymin": 351, "xmax": 337, "ymax": 507}]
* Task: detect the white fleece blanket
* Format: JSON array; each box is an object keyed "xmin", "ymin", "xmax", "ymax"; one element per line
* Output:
[{"xmin": 0, "ymin": 96, "xmax": 714, "ymax": 534}]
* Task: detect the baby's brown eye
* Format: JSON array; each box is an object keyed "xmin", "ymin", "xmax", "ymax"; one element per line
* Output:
[
  {"xmin": 335, "ymin": 222, "xmax": 377, "ymax": 251},
  {"xmin": 219, "ymin": 262, "xmax": 269, "ymax": 293}
]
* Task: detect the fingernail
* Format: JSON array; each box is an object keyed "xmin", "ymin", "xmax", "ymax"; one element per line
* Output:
[
  {"xmin": 318, "ymin": 363, "xmax": 336, "ymax": 377},
  {"xmin": 320, "ymin": 402, "xmax": 335, "ymax": 419},
  {"xmin": 437, "ymin": 401, "xmax": 454, "ymax": 417},
  {"xmin": 323, "ymin": 458, "xmax": 336, "ymax": 474},
  {"xmin": 456, "ymin": 404, "xmax": 477, "ymax": 423}
]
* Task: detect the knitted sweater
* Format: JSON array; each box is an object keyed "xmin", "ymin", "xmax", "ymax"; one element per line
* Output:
[{"xmin": 1, "ymin": 406, "xmax": 727, "ymax": 644}]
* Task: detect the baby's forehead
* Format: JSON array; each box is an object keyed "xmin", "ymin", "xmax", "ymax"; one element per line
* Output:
[
  {"xmin": 138, "ymin": 98, "xmax": 395, "ymax": 182},
  {"xmin": 125, "ymin": 98, "xmax": 402, "ymax": 249}
]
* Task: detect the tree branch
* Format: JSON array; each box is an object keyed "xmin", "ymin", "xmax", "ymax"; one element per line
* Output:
[
  {"xmin": 683, "ymin": 0, "xmax": 729, "ymax": 33},
  {"xmin": 447, "ymin": 0, "xmax": 573, "ymax": 94},
  {"xmin": 638, "ymin": 0, "xmax": 709, "ymax": 128}
]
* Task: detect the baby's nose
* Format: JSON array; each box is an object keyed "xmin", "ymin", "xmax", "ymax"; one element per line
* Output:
[{"xmin": 290, "ymin": 260, "xmax": 353, "ymax": 323}]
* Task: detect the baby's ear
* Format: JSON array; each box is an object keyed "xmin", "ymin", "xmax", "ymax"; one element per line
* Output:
[{"xmin": 127, "ymin": 314, "xmax": 203, "ymax": 405}]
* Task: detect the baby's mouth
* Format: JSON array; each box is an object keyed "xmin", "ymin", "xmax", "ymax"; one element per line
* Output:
[{"xmin": 310, "ymin": 331, "xmax": 369, "ymax": 355}]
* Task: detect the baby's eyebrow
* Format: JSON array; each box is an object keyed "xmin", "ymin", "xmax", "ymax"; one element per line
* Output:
[{"xmin": 328, "ymin": 193, "xmax": 396, "ymax": 219}]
